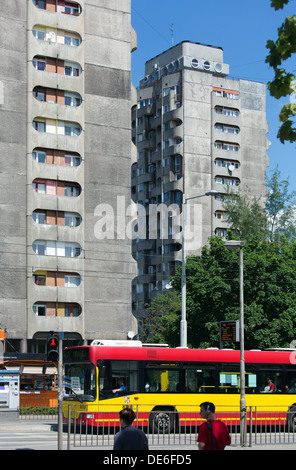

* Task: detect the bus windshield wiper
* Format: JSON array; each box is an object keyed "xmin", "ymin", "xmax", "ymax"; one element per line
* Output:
[{"xmin": 67, "ymin": 387, "xmax": 84, "ymax": 403}]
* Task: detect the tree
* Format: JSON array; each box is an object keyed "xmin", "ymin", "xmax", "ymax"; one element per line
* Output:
[
  {"xmin": 143, "ymin": 236, "xmax": 296, "ymax": 350},
  {"xmin": 266, "ymin": 0, "xmax": 296, "ymax": 143},
  {"xmin": 142, "ymin": 290, "xmax": 180, "ymax": 346},
  {"xmin": 222, "ymin": 189, "xmax": 268, "ymax": 242},
  {"xmin": 266, "ymin": 166, "xmax": 296, "ymax": 240},
  {"xmin": 222, "ymin": 168, "xmax": 296, "ymax": 242}
]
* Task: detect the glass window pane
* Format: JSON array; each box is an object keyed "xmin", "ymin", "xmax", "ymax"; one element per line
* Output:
[
  {"xmin": 65, "ymin": 96, "xmax": 72, "ymax": 106},
  {"xmin": 144, "ymin": 364, "xmax": 180, "ymax": 393},
  {"xmin": 184, "ymin": 364, "xmax": 216, "ymax": 393}
]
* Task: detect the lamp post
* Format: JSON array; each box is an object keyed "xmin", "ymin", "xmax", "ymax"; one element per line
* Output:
[
  {"xmin": 180, "ymin": 190, "xmax": 218, "ymax": 348},
  {"xmin": 224, "ymin": 240, "xmax": 246, "ymax": 447}
]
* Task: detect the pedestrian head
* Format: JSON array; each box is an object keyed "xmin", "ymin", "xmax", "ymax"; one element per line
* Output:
[
  {"xmin": 199, "ymin": 401, "xmax": 215, "ymax": 416},
  {"xmin": 119, "ymin": 407, "xmax": 136, "ymax": 426}
]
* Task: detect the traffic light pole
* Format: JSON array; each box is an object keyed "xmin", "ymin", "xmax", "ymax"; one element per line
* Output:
[{"xmin": 58, "ymin": 333, "xmax": 63, "ymax": 450}]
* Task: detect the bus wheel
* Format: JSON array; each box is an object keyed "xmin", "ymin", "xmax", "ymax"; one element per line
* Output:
[
  {"xmin": 149, "ymin": 407, "xmax": 176, "ymax": 434},
  {"xmin": 288, "ymin": 407, "xmax": 296, "ymax": 432}
]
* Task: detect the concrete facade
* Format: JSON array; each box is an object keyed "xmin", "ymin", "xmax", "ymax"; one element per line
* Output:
[
  {"xmin": 131, "ymin": 41, "xmax": 269, "ymax": 322},
  {"xmin": 0, "ymin": 0, "xmax": 137, "ymax": 351}
]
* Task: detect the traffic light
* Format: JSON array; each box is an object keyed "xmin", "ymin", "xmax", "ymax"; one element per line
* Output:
[{"xmin": 47, "ymin": 333, "xmax": 59, "ymax": 362}]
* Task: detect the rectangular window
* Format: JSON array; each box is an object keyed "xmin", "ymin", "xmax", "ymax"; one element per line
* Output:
[
  {"xmin": 33, "ymin": 0, "xmax": 46, "ymax": 9},
  {"xmin": 32, "ymin": 150, "xmax": 46, "ymax": 163},
  {"xmin": 33, "ymin": 241, "xmax": 46, "ymax": 255},
  {"xmin": 65, "ymin": 213, "xmax": 81, "ymax": 226},
  {"xmin": 257, "ymin": 366, "xmax": 284, "ymax": 393},
  {"xmin": 64, "ymin": 5, "xmax": 80, "ymax": 15},
  {"xmin": 34, "ymin": 274, "xmax": 46, "ymax": 286},
  {"xmin": 65, "ymin": 305, "xmax": 79, "ymax": 317},
  {"xmin": 65, "ymin": 276, "xmax": 81, "ymax": 287},
  {"xmin": 33, "ymin": 29, "xmax": 45, "ymax": 41},
  {"xmin": 64, "ymin": 155, "xmax": 80, "ymax": 166},
  {"xmin": 33, "ymin": 304, "xmax": 46, "ymax": 316},
  {"xmin": 65, "ymin": 244, "xmax": 81, "ymax": 257},
  {"xmin": 64, "ymin": 125, "xmax": 81, "ymax": 136},
  {"xmin": 112, "ymin": 361, "xmax": 139, "ymax": 394},
  {"xmin": 65, "ymin": 245, "xmax": 74, "ymax": 257},
  {"xmin": 64, "ymin": 185, "xmax": 80, "ymax": 197},
  {"xmin": 33, "ymin": 121, "xmax": 46, "ymax": 132},
  {"xmin": 64, "ymin": 125, "xmax": 72, "ymax": 136},
  {"xmin": 32, "ymin": 181, "xmax": 46, "ymax": 193},
  {"xmin": 33, "ymin": 59, "xmax": 46, "ymax": 71},
  {"xmin": 285, "ymin": 370, "xmax": 296, "ymax": 393},
  {"xmin": 184, "ymin": 364, "xmax": 216, "ymax": 393},
  {"xmin": 219, "ymin": 366, "xmax": 258, "ymax": 394},
  {"xmin": 65, "ymin": 94, "xmax": 81, "ymax": 107},
  {"xmin": 64, "ymin": 65, "xmax": 80, "ymax": 76},
  {"xmin": 33, "ymin": 212, "xmax": 46, "ymax": 224},
  {"xmin": 64, "ymin": 35, "xmax": 81, "ymax": 47},
  {"xmin": 33, "ymin": 90, "xmax": 46, "ymax": 102},
  {"xmin": 144, "ymin": 363, "xmax": 180, "ymax": 393}
]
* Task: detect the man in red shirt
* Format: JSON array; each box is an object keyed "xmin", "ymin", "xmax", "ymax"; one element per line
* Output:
[
  {"xmin": 266, "ymin": 378, "xmax": 275, "ymax": 392},
  {"xmin": 197, "ymin": 402, "xmax": 231, "ymax": 450}
]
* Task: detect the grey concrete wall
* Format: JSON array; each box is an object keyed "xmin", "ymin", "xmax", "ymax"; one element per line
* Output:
[
  {"xmin": 0, "ymin": 1, "xmax": 27, "ymax": 339},
  {"xmin": 0, "ymin": 0, "xmax": 137, "ymax": 346},
  {"xmin": 82, "ymin": 0, "xmax": 137, "ymax": 340}
]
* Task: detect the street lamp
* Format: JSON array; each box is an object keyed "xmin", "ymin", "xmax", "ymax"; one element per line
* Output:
[
  {"xmin": 180, "ymin": 190, "xmax": 218, "ymax": 348},
  {"xmin": 224, "ymin": 240, "xmax": 246, "ymax": 447}
]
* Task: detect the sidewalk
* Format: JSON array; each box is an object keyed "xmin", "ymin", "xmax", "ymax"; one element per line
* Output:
[
  {"xmin": 0, "ymin": 419, "xmax": 295, "ymax": 450},
  {"xmin": 0, "ymin": 418, "xmax": 56, "ymax": 432}
]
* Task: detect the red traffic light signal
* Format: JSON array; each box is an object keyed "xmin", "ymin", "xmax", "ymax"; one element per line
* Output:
[
  {"xmin": 49, "ymin": 337, "xmax": 58, "ymax": 348},
  {"xmin": 47, "ymin": 333, "xmax": 59, "ymax": 362}
]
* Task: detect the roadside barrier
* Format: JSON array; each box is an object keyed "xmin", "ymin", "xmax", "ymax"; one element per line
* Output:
[{"xmin": 61, "ymin": 404, "xmax": 296, "ymax": 449}]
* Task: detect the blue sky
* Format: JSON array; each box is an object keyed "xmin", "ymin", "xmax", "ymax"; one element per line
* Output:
[{"xmin": 131, "ymin": 0, "xmax": 296, "ymax": 191}]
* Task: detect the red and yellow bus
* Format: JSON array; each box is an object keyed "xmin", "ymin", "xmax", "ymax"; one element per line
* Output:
[{"xmin": 62, "ymin": 341, "xmax": 296, "ymax": 431}]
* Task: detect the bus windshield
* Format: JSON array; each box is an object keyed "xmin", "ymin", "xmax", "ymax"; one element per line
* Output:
[{"xmin": 64, "ymin": 362, "xmax": 96, "ymax": 402}]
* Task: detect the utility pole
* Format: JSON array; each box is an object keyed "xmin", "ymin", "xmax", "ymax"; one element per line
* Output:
[{"xmin": 58, "ymin": 332, "xmax": 63, "ymax": 450}]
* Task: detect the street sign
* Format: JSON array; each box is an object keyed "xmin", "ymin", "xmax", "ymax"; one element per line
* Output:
[{"xmin": 220, "ymin": 321, "xmax": 240, "ymax": 345}]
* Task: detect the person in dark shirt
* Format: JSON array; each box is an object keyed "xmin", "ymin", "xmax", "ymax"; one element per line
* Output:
[{"xmin": 113, "ymin": 407, "xmax": 149, "ymax": 450}]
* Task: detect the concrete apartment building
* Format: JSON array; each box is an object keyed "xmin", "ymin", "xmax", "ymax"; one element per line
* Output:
[
  {"xmin": 131, "ymin": 41, "xmax": 269, "ymax": 320},
  {"xmin": 0, "ymin": 0, "xmax": 137, "ymax": 353}
]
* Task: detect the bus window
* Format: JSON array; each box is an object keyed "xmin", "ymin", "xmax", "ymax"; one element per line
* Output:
[
  {"xmin": 64, "ymin": 363, "xmax": 96, "ymax": 401},
  {"xmin": 219, "ymin": 371, "xmax": 239, "ymax": 393},
  {"xmin": 111, "ymin": 361, "xmax": 139, "ymax": 394},
  {"xmin": 281, "ymin": 370, "xmax": 296, "ymax": 393},
  {"xmin": 184, "ymin": 365, "xmax": 216, "ymax": 393},
  {"xmin": 98, "ymin": 360, "xmax": 139, "ymax": 400},
  {"xmin": 247, "ymin": 373, "xmax": 257, "ymax": 392},
  {"xmin": 257, "ymin": 366, "xmax": 285, "ymax": 393},
  {"xmin": 144, "ymin": 364, "xmax": 180, "ymax": 393},
  {"xmin": 219, "ymin": 366, "xmax": 257, "ymax": 394}
]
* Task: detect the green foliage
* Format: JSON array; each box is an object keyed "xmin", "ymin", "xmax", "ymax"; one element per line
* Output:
[
  {"xmin": 222, "ymin": 189, "xmax": 268, "ymax": 242},
  {"xmin": 266, "ymin": 3, "xmax": 296, "ymax": 143},
  {"xmin": 266, "ymin": 167, "xmax": 296, "ymax": 240},
  {"xmin": 142, "ymin": 290, "xmax": 181, "ymax": 346},
  {"xmin": 20, "ymin": 406, "xmax": 58, "ymax": 416},
  {"xmin": 143, "ymin": 236, "xmax": 296, "ymax": 350},
  {"xmin": 271, "ymin": 0, "xmax": 289, "ymax": 9},
  {"xmin": 222, "ymin": 167, "xmax": 296, "ymax": 242},
  {"xmin": 141, "ymin": 168, "xmax": 296, "ymax": 351}
]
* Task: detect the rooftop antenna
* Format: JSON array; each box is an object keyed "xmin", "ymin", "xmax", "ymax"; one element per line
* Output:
[{"xmin": 169, "ymin": 23, "xmax": 174, "ymax": 46}]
